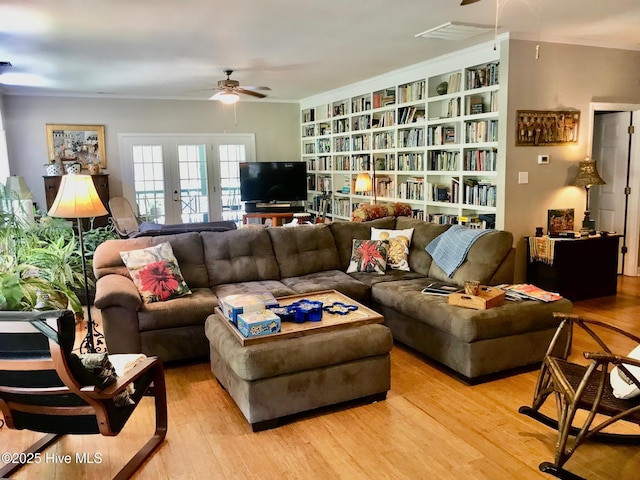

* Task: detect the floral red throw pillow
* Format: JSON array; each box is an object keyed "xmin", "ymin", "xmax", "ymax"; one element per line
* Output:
[
  {"xmin": 346, "ymin": 239, "xmax": 389, "ymax": 275},
  {"xmin": 120, "ymin": 242, "xmax": 192, "ymax": 303}
]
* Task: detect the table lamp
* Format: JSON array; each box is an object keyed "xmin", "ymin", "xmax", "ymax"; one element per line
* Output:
[
  {"xmin": 5, "ymin": 175, "xmax": 35, "ymax": 225},
  {"xmin": 354, "ymin": 158, "xmax": 377, "ymax": 204},
  {"xmin": 48, "ymin": 174, "xmax": 108, "ymax": 353},
  {"xmin": 572, "ymin": 156, "xmax": 605, "ymax": 235}
]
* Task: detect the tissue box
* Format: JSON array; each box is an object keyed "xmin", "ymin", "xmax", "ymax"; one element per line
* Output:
[
  {"xmin": 236, "ymin": 310, "xmax": 281, "ymax": 338},
  {"xmin": 219, "ymin": 292, "xmax": 278, "ymax": 324}
]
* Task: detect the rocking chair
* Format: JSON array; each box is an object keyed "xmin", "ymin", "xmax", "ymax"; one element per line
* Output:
[
  {"xmin": 519, "ymin": 312, "xmax": 640, "ymax": 480},
  {"xmin": 0, "ymin": 310, "xmax": 167, "ymax": 479}
]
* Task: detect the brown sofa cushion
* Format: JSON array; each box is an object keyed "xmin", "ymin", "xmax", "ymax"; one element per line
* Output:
[
  {"xmin": 428, "ymin": 229, "xmax": 514, "ymax": 286},
  {"xmin": 329, "ymin": 216, "xmax": 397, "ymax": 271},
  {"xmin": 202, "ymin": 229, "xmax": 280, "ymax": 287},
  {"xmin": 395, "ymin": 217, "xmax": 451, "ymax": 276},
  {"xmin": 267, "ymin": 224, "xmax": 341, "ymax": 278},
  {"xmin": 93, "ymin": 232, "xmax": 209, "ymax": 288}
]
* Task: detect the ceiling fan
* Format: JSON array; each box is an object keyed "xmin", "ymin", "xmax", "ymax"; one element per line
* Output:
[{"xmin": 209, "ymin": 70, "xmax": 271, "ymax": 104}]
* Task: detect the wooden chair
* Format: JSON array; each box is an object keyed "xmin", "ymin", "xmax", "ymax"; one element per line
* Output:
[
  {"xmin": 0, "ymin": 310, "xmax": 167, "ymax": 479},
  {"xmin": 519, "ymin": 312, "xmax": 640, "ymax": 480},
  {"xmin": 109, "ymin": 196, "xmax": 141, "ymax": 237}
]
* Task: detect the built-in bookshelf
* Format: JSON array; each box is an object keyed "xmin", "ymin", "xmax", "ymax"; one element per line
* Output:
[{"xmin": 300, "ymin": 44, "xmax": 503, "ymax": 228}]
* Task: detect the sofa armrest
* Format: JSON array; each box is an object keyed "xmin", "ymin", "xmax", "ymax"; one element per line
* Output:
[{"xmin": 94, "ymin": 274, "xmax": 142, "ymax": 311}]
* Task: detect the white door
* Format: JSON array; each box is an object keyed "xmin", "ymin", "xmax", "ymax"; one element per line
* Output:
[
  {"xmin": 119, "ymin": 134, "xmax": 255, "ymax": 224},
  {"xmin": 590, "ymin": 109, "xmax": 640, "ymax": 275}
]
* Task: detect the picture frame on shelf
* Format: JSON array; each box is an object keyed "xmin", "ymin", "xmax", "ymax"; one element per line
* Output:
[
  {"xmin": 45, "ymin": 124, "xmax": 106, "ymax": 169},
  {"xmin": 547, "ymin": 208, "xmax": 575, "ymax": 235},
  {"xmin": 515, "ymin": 110, "xmax": 580, "ymax": 146}
]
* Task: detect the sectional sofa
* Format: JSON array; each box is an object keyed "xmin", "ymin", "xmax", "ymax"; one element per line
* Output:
[{"xmin": 93, "ymin": 216, "xmax": 572, "ymax": 382}]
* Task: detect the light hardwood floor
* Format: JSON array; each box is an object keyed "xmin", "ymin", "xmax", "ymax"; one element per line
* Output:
[{"xmin": 3, "ymin": 277, "xmax": 640, "ymax": 479}]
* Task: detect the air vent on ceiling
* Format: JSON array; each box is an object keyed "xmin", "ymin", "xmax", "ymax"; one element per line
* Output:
[
  {"xmin": 0, "ymin": 61, "xmax": 12, "ymax": 68},
  {"xmin": 414, "ymin": 22, "xmax": 493, "ymax": 41}
]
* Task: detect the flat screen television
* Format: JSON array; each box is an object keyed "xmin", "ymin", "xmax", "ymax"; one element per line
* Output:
[{"xmin": 239, "ymin": 162, "xmax": 307, "ymax": 202}]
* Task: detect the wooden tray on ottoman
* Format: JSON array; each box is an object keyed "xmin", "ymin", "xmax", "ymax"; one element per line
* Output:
[
  {"xmin": 214, "ymin": 290, "xmax": 383, "ymax": 346},
  {"xmin": 448, "ymin": 285, "xmax": 506, "ymax": 310}
]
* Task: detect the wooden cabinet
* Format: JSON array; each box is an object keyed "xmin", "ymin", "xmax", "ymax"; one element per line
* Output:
[
  {"xmin": 43, "ymin": 174, "xmax": 110, "ymax": 227},
  {"xmin": 526, "ymin": 235, "xmax": 621, "ymax": 301}
]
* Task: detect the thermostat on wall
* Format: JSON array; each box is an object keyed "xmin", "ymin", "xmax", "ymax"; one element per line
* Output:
[{"xmin": 538, "ymin": 154, "xmax": 550, "ymax": 164}]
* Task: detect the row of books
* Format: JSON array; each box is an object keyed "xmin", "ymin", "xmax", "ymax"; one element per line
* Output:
[
  {"xmin": 426, "ymin": 125, "xmax": 456, "ymax": 146},
  {"xmin": 466, "ymin": 63, "xmax": 499, "ymax": 89},
  {"xmin": 352, "ymin": 114, "xmax": 370, "ymax": 131},
  {"xmin": 351, "ymin": 134, "xmax": 369, "ymax": 152},
  {"xmin": 398, "ymin": 80, "xmax": 426, "ymax": 103},
  {"xmin": 398, "ymin": 153, "xmax": 424, "ymax": 171},
  {"xmin": 398, "ymin": 128, "xmax": 425, "ymax": 148},
  {"xmin": 317, "ymin": 138, "xmax": 331, "ymax": 152},
  {"xmin": 446, "ymin": 72, "xmax": 462, "ymax": 94},
  {"xmin": 463, "ymin": 149, "xmax": 497, "ymax": 171},
  {"xmin": 398, "ymin": 106, "xmax": 425, "ymax": 125},
  {"xmin": 428, "ymin": 150, "xmax": 459, "ymax": 171},
  {"xmin": 372, "ymin": 111, "xmax": 395, "ymax": 128},
  {"xmin": 463, "ymin": 180, "xmax": 496, "ymax": 207},
  {"xmin": 372, "ymin": 132, "xmax": 395, "ymax": 149},
  {"xmin": 302, "ymin": 125, "xmax": 315, "ymax": 137},
  {"xmin": 398, "ymin": 177, "xmax": 424, "ymax": 200},
  {"xmin": 351, "ymin": 96, "xmax": 371, "ymax": 113},
  {"xmin": 333, "ymin": 118, "xmax": 348, "ymax": 133},
  {"xmin": 375, "ymin": 176, "xmax": 395, "ymax": 198},
  {"xmin": 332, "ymin": 102, "xmax": 348, "ymax": 117},
  {"xmin": 426, "ymin": 182, "xmax": 450, "ymax": 202},
  {"xmin": 315, "ymin": 156, "xmax": 332, "ymax": 171},
  {"xmin": 334, "ymin": 137, "xmax": 350, "ymax": 152},
  {"xmin": 465, "ymin": 120, "xmax": 498, "ymax": 143},
  {"xmin": 372, "ymin": 88, "xmax": 396, "ymax": 109}
]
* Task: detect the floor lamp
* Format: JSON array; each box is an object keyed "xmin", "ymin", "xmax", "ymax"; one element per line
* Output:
[{"xmin": 48, "ymin": 174, "xmax": 108, "ymax": 353}]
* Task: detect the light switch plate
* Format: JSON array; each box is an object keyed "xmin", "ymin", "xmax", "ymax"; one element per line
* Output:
[
  {"xmin": 538, "ymin": 154, "xmax": 550, "ymax": 164},
  {"xmin": 518, "ymin": 171, "xmax": 529, "ymax": 184}
]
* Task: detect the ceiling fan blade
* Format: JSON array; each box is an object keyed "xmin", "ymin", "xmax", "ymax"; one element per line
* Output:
[
  {"xmin": 460, "ymin": 0, "xmax": 482, "ymax": 4},
  {"xmin": 240, "ymin": 86, "xmax": 272, "ymax": 91},
  {"xmin": 236, "ymin": 88, "xmax": 267, "ymax": 99}
]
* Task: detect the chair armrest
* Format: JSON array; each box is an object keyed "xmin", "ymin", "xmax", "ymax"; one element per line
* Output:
[
  {"xmin": 585, "ymin": 351, "xmax": 640, "ymax": 369},
  {"xmin": 94, "ymin": 274, "xmax": 142, "ymax": 311},
  {"xmin": 86, "ymin": 356, "xmax": 162, "ymax": 399}
]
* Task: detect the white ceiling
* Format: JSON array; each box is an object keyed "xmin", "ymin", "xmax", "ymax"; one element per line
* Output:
[{"xmin": 1, "ymin": 0, "xmax": 639, "ymax": 102}]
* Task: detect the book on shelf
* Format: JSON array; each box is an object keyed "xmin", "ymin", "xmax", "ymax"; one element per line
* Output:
[
  {"xmin": 422, "ymin": 281, "xmax": 463, "ymax": 296},
  {"xmin": 498, "ymin": 284, "xmax": 563, "ymax": 302}
]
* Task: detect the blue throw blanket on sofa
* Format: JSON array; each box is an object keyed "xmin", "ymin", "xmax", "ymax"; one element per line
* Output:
[{"xmin": 426, "ymin": 225, "xmax": 492, "ymax": 277}]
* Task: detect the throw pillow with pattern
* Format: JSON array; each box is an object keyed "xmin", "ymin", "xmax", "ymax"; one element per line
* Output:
[
  {"xmin": 346, "ymin": 239, "xmax": 389, "ymax": 274},
  {"xmin": 371, "ymin": 227, "xmax": 414, "ymax": 271},
  {"xmin": 120, "ymin": 242, "xmax": 191, "ymax": 303}
]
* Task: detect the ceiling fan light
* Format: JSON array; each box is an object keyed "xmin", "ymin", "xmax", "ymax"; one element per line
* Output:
[{"xmin": 217, "ymin": 91, "xmax": 239, "ymax": 105}]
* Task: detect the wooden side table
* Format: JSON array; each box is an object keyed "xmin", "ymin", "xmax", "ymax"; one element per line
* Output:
[
  {"xmin": 526, "ymin": 235, "xmax": 621, "ymax": 300},
  {"xmin": 242, "ymin": 212, "xmax": 295, "ymax": 226}
]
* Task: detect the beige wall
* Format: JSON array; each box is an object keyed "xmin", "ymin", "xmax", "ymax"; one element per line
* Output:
[
  {"xmin": 504, "ymin": 40, "xmax": 640, "ymax": 243},
  {"xmin": 3, "ymin": 96, "xmax": 300, "ymax": 210}
]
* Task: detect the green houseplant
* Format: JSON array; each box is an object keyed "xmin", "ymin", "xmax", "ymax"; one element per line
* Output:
[{"xmin": 0, "ymin": 185, "xmax": 117, "ymax": 315}]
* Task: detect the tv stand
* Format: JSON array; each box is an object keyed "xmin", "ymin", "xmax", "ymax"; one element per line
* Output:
[{"xmin": 245, "ymin": 202, "xmax": 304, "ymax": 213}]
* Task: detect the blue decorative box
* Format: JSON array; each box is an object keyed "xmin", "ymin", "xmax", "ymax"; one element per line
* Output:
[{"xmin": 236, "ymin": 310, "xmax": 281, "ymax": 338}]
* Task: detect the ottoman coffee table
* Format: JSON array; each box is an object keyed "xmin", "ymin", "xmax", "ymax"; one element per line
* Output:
[{"xmin": 205, "ymin": 290, "xmax": 393, "ymax": 431}]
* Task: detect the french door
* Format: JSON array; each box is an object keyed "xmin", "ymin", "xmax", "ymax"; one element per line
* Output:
[{"xmin": 119, "ymin": 134, "xmax": 255, "ymax": 224}]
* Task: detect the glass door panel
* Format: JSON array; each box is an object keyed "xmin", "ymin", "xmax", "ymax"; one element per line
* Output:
[
  {"xmin": 177, "ymin": 143, "xmax": 209, "ymax": 223},
  {"xmin": 131, "ymin": 144, "xmax": 166, "ymax": 223},
  {"xmin": 219, "ymin": 144, "xmax": 246, "ymax": 224}
]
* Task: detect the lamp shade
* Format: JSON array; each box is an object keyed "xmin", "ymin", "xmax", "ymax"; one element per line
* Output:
[
  {"xmin": 354, "ymin": 173, "xmax": 372, "ymax": 193},
  {"xmin": 5, "ymin": 175, "xmax": 33, "ymax": 199},
  {"xmin": 48, "ymin": 174, "xmax": 108, "ymax": 219},
  {"xmin": 572, "ymin": 158, "xmax": 606, "ymax": 187}
]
